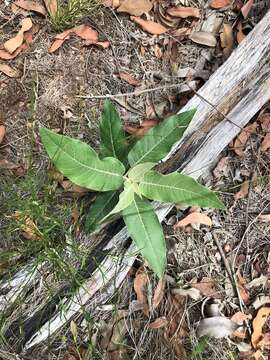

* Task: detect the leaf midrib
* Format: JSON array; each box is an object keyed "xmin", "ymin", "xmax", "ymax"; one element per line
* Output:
[
  {"xmin": 131, "ymin": 124, "xmax": 186, "ymax": 166},
  {"xmin": 49, "ymin": 134, "xmax": 122, "ymax": 178}
]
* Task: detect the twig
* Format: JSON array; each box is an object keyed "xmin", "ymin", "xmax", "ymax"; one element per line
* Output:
[{"xmin": 77, "ymin": 81, "xmax": 198, "ymax": 99}]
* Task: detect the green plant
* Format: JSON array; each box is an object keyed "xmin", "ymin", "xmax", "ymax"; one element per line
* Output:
[
  {"xmin": 49, "ymin": 0, "xmax": 100, "ymax": 31},
  {"xmin": 40, "ymin": 100, "xmax": 225, "ymax": 278}
]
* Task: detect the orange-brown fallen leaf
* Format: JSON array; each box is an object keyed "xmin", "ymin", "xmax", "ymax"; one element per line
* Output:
[
  {"xmin": 233, "ymin": 122, "xmax": 257, "ymax": 157},
  {"xmin": 0, "ymin": 64, "xmax": 20, "ymax": 78},
  {"xmin": 241, "ymin": 0, "xmax": 254, "ymax": 18},
  {"xmin": 95, "ymin": 41, "xmax": 110, "ymax": 49},
  {"xmin": 60, "ymin": 180, "xmax": 90, "ymax": 194},
  {"xmin": 117, "ymin": 0, "xmax": 153, "ymax": 16},
  {"xmin": 261, "ymin": 132, "xmax": 270, "ymax": 152},
  {"xmin": 236, "ymin": 21, "xmax": 246, "ymax": 44},
  {"xmin": 209, "ymin": 0, "xmax": 231, "ymax": 9},
  {"xmin": 13, "ymin": 210, "xmax": 42, "ymax": 240},
  {"xmin": 152, "ymin": 278, "xmax": 165, "ymax": 309},
  {"xmin": 130, "ymin": 16, "xmax": 168, "ymax": 35},
  {"xmin": 237, "ymin": 271, "xmax": 250, "ymax": 305},
  {"xmin": 134, "ymin": 266, "xmax": 149, "ymax": 315},
  {"xmin": 213, "ymin": 156, "xmax": 229, "ymax": 178},
  {"xmin": 220, "ymin": 23, "xmax": 234, "ymax": 59},
  {"xmin": 234, "ymin": 181, "xmax": 249, "ymax": 200},
  {"xmin": 4, "ymin": 17, "xmax": 32, "ymax": 54},
  {"xmin": 43, "ymin": 0, "xmax": 57, "ymax": 16},
  {"xmin": 174, "ymin": 212, "xmax": 212, "ymax": 228},
  {"xmin": 251, "ymin": 306, "xmax": 270, "ymax": 349},
  {"xmin": 0, "ymin": 159, "xmax": 18, "ymax": 169},
  {"xmin": 149, "ymin": 317, "xmax": 168, "ymax": 329},
  {"xmin": 124, "ymin": 119, "xmax": 159, "ymax": 137},
  {"xmin": 13, "ymin": 0, "xmax": 47, "ymax": 15},
  {"xmin": 191, "ymin": 277, "xmax": 222, "ymax": 298},
  {"xmin": 102, "ymin": 0, "xmax": 120, "ymax": 8},
  {"xmin": 231, "ymin": 311, "xmax": 251, "ymax": 325},
  {"xmin": 167, "ymin": 6, "xmax": 200, "ymax": 18},
  {"xmin": 257, "ymin": 110, "xmax": 270, "ymax": 130},
  {"xmin": 118, "ymin": 71, "xmax": 142, "ymax": 86},
  {"xmin": 49, "ymin": 25, "xmax": 99, "ymax": 53},
  {"xmin": 0, "ymin": 126, "xmax": 5, "ymax": 144}
]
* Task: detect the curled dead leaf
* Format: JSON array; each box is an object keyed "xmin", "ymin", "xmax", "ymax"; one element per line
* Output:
[
  {"xmin": 13, "ymin": 0, "xmax": 47, "ymax": 15},
  {"xmin": 167, "ymin": 6, "xmax": 200, "ymax": 18},
  {"xmin": 234, "ymin": 182, "xmax": 249, "ymax": 201},
  {"xmin": 233, "ymin": 122, "xmax": 257, "ymax": 157},
  {"xmin": 231, "ymin": 311, "xmax": 251, "ymax": 325},
  {"xmin": 236, "ymin": 21, "xmax": 246, "ymax": 44},
  {"xmin": 117, "ymin": 0, "xmax": 153, "ymax": 16},
  {"xmin": 174, "ymin": 212, "xmax": 212, "ymax": 228},
  {"xmin": 149, "ymin": 317, "xmax": 168, "ymax": 329},
  {"xmin": 209, "ymin": 0, "xmax": 232, "ymax": 9},
  {"xmin": 213, "ymin": 156, "xmax": 229, "ymax": 179},
  {"xmin": 0, "ymin": 64, "xmax": 20, "ymax": 78},
  {"xmin": 220, "ymin": 23, "xmax": 234, "ymax": 59},
  {"xmin": 251, "ymin": 306, "xmax": 270, "ymax": 349},
  {"xmin": 0, "ymin": 126, "xmax": 5, "ymax": 144},
  {"xmin": 60, "ymin": 180, "xmax": 90, "ymax": 194},
  {"xmin": 13, "ymin": 210, "xmax": 42, "ymax": 240},
  {"xmin": 118, "ymin": 71, "xmax": 142, "ymax": 86},
  {"xmin": 4, "ymin": 17, "xmax": 32, "ymax": 54},
  {"xmin": 191, "ymin": 277, "xmax": 222, "ymax": 298},
  {"xmin": 130, "ymin": 16, "xmax": 168, "ymax": 35},
  {"xmin": 134, "ymin": 266, "xmax": 149, "ymax": 315},
  {"xmin": 241, "ymin": 0, "xmax": 254, "ymax": 18},
  {"xmin": 261, "ymin": 132, "xmax": 270, "ymax": 152},
  {"xmin": 189, "ymin": 31, "xmax": 217, "ymax": 47},
  {"xmin": 197, "ymin": 316, "xmax": 238, "ymax": 338},
  {"xmin": 237, "ymin": 271, "xmax": 250, "ymax": 305},
  {"xmin": 124, "ymin": 119, "xmax": 158, "ymax": 137},
  {"xmin": 152, "ymin": 278, "xmax": 165, "ymax": 309},
  {"xmin": 44, "ymin": 0, "xmax": 58, "ymax": 16}
]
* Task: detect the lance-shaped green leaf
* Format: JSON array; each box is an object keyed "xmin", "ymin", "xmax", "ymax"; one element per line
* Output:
[
  {"xmin": 122, "ymin": 195, "xmax": 166, "ymax": 278},
  {"xmin": 128, "ymin": 109, "xmax": 195, "ymax": 166},
  {"xmin": 127, "ymin": 162, "xmax": 156, "ymax": 183},
  {"xmin": 101, "ymin": 181, "xmax": 134, "ymax": 221},
  {"xmin": 139, "ymin": 170, "xmax": 225, "ymax": 209},
  {"xmin": 40, "ymin": 128, "xmax": 125, "ymax": 191},
  {"xmin": 85, "ymin": 191, "xmax": 119, "ymax": 233},
  {"xmin": 99, "ymin": 100, "xmax": 127, "ymax": 163}
]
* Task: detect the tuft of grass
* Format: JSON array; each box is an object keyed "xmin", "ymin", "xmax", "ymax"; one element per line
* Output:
[{"xmin": 50, "ymin": 0, "xmax": 101, "ymax": 31}]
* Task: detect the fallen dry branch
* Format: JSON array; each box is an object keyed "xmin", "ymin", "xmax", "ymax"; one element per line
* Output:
[{"xmin": 1, "ymin": 9, "xmax": 270, "ymax": 353}]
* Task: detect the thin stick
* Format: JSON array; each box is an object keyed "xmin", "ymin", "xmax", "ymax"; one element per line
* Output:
[{"xmin": 76, "ymin": 81, "xmax": 198, "ymax": 99}]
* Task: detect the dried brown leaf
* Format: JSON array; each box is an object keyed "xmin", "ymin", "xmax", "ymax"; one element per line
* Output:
[
  {"xmin": 4, "ymin": 18, "xmax": 32, "ymax": 54},
  {"xmin": 0, "ymin": 159, "xmax": 18, "ymax": 169},
  {"xmin": 0, "ymin": 126, "xmax": 5, "ymax": 144},
  {"xmin": 172, "ymin": 27, "xmax": 191, "ymax": 38},
  {"xmin": 130, "ymin": 16, "xmax": 168, "ymax": 35},
  {"xmin": 13, "ymin": 210, "xmax": 42, "ymax": 240},
  {"xmin": 44, "ymin": 0, "xmax": 57, "ymax": 16},
  {"xmin": 191, "ymin": 277, "xmax": 222, "ymax": 298},
  {"xmin": 257, "ymin": 110, "xmax": 270, "ymax": 130},
  {"xmin": 236, "ymin": 21, "xmax": 246, "ymax": 44},
  {"xmin": 241, "ymin": 0, "xmax": 254, "ymax": 18},
  {"xmin": 220, "ymin": 23, "xmax": 234, "ymax": 59},
  {"xmin": 213, "ymin": 156, "xmax": 229, "ymax": 178},
  {"xmin": 118, "ymin": 71, "xmax": 142, "ymax": 86},
  {"xmin": 11, "ymin": 3, "xmax": 30, "ymax": 16},
  {"xmin": 152, "ymin": 278, "xmax": 165, "ymax": 309},
  {"xmin": 174, "ymin": 212, "xmax": 212, "ymax": 228},
  {"xmin": 189, "ymin": 31, "xmax": 217, "ymax": 47},
  {"xmin": 251, "ymin": 307, "xmax": 270, "ymax": 348},
  {"xmin": 237, "ymin": 271, "xmax": 250, "ymax": 305},
  {"xmin": 234, "ymin": 182, "xmax": 249, "ymax": 200},
  {"xmin": 149, "ymin": 317, "xmax": 168, "ymax": 329},
  {"xmin": 261, "ymin": 132, "xmax": 270, "ymax": 152},
  {"xmin": 0, "ymin": 64, "xmax": 19, "ymax": 78},
  {"xmin": 124, "ymin": 119, "xmax": 158, "ymax": 137},
  {"xmin": 258, "ymin": 214, "xmax": 270, "ymax": 223},
  {"xmin": 134, "ymin": 266, "xmax": 149, "ymax": 315},
  {"xmin": 233, "ymin": 122, "xmax": 257, "ymax": 157},
  {"xmin": 95, "ymin": 40, "xmax": 110, "ymax": 49},
  {"xmin": 117, "ymin": 0, "xmax": 153, "ymax": 16},
  {"xmin": 231, "ymin": 311, "xmax": 251, "ymax": 325},
  {"xmin": 60, "ymin": 180, "xmax": 90, "ymax": 194},
  {"xmin": 167, "ymin": 6, "xmax": 200, "ymax": 18},
  {"xmin": 14, "ymin": 0, "xmax": 47, "ymax": 15},
  {"xmin": 102, "ymin": 0, "xmax": 120, "ymax": 8},
  {"xmin": 209, "ymin": 0, "xmax": 231, "ymax": 9}
]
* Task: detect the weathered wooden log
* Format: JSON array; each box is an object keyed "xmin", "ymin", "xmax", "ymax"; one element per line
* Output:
[{"xmin": 1, "ymin": 9, "xmax": 270, "ymax": 353}]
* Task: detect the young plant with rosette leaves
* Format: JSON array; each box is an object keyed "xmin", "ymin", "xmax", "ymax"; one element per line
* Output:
[{"xmin": 40, "ymin": 100, "xmax": 224, "ymax": 278}]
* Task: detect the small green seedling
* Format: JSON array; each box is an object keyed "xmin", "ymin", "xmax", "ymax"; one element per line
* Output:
[{"xmin": 40, "ymin": 100, "xmax": 224, "ymax": 278}]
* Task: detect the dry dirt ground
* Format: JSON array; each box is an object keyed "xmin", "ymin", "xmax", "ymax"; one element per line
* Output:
[{"xmin": 0, "ymin": 1, "xmax": 270, "ymax": 359}]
